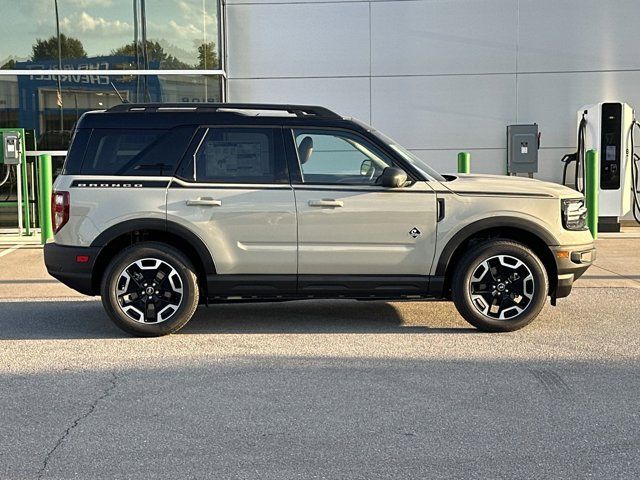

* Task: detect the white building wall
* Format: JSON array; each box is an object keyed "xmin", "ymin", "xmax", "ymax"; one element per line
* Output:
[{"xmin": 226, "ymin": 0, "xmax": 640, "ymax": 181}]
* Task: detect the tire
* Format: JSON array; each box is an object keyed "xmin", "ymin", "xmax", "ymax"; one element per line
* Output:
[
  {"xmin": 451, "ymin": 240, "xmax": 548, "ymax": 332},
  {"xmin": 100, "ymin": 242, "xmax": 199, "ymax": 337}
]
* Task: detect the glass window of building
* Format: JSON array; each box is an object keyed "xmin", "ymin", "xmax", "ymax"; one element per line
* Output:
[{"xmin": 0, "ymin": 0, "xmax": 225, "ymax": 151}]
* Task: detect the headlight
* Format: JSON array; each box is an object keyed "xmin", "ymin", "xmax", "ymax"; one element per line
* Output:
[{"xmin": 561, "ymin": 199, "xmax": 588, "ymax": 231}]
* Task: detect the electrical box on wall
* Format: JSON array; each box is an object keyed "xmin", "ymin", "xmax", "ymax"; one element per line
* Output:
[
  {"xmin": 1, "ymin": 131, "xmax": 22, "ymax": 165},
  {"xmin": 507, "ymin": 124, "xmax": 539, "ymax": 175}
]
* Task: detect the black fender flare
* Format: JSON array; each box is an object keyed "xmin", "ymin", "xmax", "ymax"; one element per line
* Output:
[
  {"xmin": 90, "ymin": 218, "xmax": 216, "ymax": 274},
  {"xmin": 434, "ymin": 216, "xmax": 558, "ymax": 277}
]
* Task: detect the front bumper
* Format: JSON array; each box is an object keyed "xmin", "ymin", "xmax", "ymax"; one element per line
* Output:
[
  {"xmin": 550, "ymin": 243, "xmax": 596, "ymax": 299},
  {"xmin": 44, "ymin": 243, "xmax": 101, "ymax": 296}
]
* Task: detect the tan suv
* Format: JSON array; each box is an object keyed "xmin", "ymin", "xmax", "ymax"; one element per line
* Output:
[{"xmin": 44, "ymin": 103, "xmax": 595, "ymax": 336}]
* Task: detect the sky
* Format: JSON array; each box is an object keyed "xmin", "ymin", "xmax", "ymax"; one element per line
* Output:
[{"xmin": 0, "ymin": 0, "xmax": 220, "ymax": 66}]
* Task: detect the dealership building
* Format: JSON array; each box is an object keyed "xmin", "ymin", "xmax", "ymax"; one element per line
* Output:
[{"xmin": 1, "ymin": 0, "xmax": 639, "ymax": 182}]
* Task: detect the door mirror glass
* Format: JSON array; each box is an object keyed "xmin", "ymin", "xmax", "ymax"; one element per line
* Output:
[
  {"xmin": 360, "ymin": 159, "xmax": 373, "ymax": 176},
  {"xmin": 381, "ymin": 167, "xmax": 407, "ymax": 188}
]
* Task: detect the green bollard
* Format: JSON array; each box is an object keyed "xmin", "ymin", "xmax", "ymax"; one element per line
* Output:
[
  {"xmin": 457, "ymin": 152, "xmax": 471, "ymax": 174},
  {"xmin": 38, "ymin": 154, "xmax": 53, "ymax": 244},
  {"xmin": 585, "ymin": 149, "xmax": 599, "ymax": 240}
]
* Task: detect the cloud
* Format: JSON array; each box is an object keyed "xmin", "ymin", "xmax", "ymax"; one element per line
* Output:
[
  {"xmin": 60, "ymin": 11, "xmax": 132, "ymax": 36},
  {"xmin": 168, "ymin": 20, "xmax": 202, "ymax": 40},
  {"xmin": 64, "ymin": 0, "xmax": 114, "ymax": 6},
  {"xmin": 178, "ymin": 0, "xmax": 216, "ymax": 28}
]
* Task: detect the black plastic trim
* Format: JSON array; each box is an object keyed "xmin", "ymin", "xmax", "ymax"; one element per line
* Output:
[
  {"xmin": 71, "ymin": 179, "xmax": 170, "ymax": 188},
  {"xmin": 44, "ymin": 243, "xmax": 100, "ymax": 296},
  {"xmin": 298, "ymin": 275, "xmax": 429, "ymax": 297},
  {"xmin": 90, "ymin": 218, "xmax": 216, "ymax": 275},
  {"xmin": 205, "ymin": 274, "xmax": 432, "ymax": 299},
  {"xmin": 207, "ymin": 274, "xmax": 297, "ymax": 297},
  {"xmin": 437, "ymin": 198, "xmax": 445, "ymax": 222},
  {"xmin": 434, "ymin": 216, "xmax": 559, "ymax": 276}
]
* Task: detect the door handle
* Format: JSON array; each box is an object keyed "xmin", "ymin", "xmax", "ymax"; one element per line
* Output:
[
  {"xmin": 308, "ymin": 199, "xmax": 344, "ymax": 208},
  {"xmin": 186, "ymin": 197, "xmax": 222, "ymax": 207}
]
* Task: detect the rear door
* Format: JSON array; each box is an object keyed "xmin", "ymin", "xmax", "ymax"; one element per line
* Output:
[
  {"xmin": 166, "ymin": 126, "xmax": 297, "ymax": 295},
  {"xmin": 287, "ymin": 127, "xmax": 438, "ymax": 295}
]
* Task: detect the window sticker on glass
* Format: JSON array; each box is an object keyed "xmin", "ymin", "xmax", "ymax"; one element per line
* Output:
[{"xmin": 204, "ymin": 142, "xmax": 265, "ymax": 177}]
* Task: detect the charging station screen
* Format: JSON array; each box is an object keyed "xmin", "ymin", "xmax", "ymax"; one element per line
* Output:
[{"xmin": 601, "ymin": 103, "xmax": 622, "ymax": 189}]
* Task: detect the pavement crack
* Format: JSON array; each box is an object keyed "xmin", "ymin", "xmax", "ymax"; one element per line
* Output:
[{"xmin": 36, "ymin": 371, "xmax": 119, "ymax": 479}]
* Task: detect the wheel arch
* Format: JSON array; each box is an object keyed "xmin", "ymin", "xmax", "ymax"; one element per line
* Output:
[
  {"xmin": 90, "ymin": 219, "xmax": 215, "ymax": 296},
  {"xmin": 435, "ymin": 217, "xmax": 558, "ymax": 298}
]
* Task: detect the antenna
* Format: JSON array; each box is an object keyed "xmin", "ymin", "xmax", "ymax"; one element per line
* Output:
[{"xmin": 110, "ymin": 82, "xmax": 128, "ymax": 104}]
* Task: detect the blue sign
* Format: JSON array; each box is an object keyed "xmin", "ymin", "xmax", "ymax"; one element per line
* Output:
[{"xmin": 15, "ymin": 56, "xmax": 162, "ymax": 134}]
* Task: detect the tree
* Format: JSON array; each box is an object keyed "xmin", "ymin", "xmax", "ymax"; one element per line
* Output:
[
  {"xmin": 31, "ymin": 34, "xmax": 87, "ymax": 61},
  {"xmin": 197, "ymin": 42, "xmax": 218, "ymax": 69},
  {"xmin": 1, "ymin": 59, "xmax": 16, "ymax": 70},
  {"xmin": 111, "ymin": 41, "xmax": 190, "ymax": 69}
]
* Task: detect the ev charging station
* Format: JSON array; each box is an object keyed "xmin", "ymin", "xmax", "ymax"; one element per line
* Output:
[
  {"xmin": 562, "ymin": 101, "xmax": 640, "ymax": 232},
  {"xmin": 0, "ymin": 128, "xmax": 30, "ymax": 236}
]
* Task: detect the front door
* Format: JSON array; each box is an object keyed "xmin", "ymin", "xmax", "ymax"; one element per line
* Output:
[{"xmin": 288, "ymin": 128, "xmax": 438, "ymax": 295}]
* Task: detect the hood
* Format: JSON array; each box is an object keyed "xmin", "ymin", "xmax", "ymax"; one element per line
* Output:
[{"xmin": 443, "ymin": 174, "xmax": 582, "ymax": 199}]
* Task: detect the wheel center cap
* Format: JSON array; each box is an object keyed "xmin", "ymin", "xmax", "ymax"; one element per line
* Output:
[
  {"xmin": 497, "ymin": 283, "xmax": 506, "ymax": 292},
  {"xmin": 145, "ymin": 286, "xmax": 155, "ymax": 295}
]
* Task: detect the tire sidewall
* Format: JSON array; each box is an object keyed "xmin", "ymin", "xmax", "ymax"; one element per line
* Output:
[
  {"xmin": 452, "ymin": 241, "xmax": 548, "ymax": 332},
  {"xmin": 101, "ymin": 242, "xmax": 199, "ymax": 336}
]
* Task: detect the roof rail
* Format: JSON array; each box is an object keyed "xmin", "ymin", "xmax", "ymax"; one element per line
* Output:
[{"xmin": 106, "ymin": 103, "xmax": 342, "ymax": 119}]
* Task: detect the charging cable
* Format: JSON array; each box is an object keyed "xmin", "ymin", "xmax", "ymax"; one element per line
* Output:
[
  {"xmin": 561, "ymin": 111, "xmax": 588, "ymax": 192},
  {"xmin": 0, "ymin": 164, "xmax": 10, "ymax": 188},
  {"xmin": 630, "ymin": 120, "xmax": 640, "ymax": 224}
]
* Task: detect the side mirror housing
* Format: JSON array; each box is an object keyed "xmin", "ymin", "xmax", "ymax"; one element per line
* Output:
[
  {"xmin": 360, "ymin": 159, "xmax": 373, "ymax": 176},
  {"xmin": 381, "ymin": 167, "xmax": 407, "ymax": 188}
]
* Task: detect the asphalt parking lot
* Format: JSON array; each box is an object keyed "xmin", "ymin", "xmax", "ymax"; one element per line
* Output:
[{"xmin": 0, "ymin": 236, "xmax": 639, "ymax": 479}]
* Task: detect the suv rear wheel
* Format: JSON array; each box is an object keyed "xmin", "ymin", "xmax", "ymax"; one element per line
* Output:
[
  {"xmin": 100, "ymin": 242, "xmax": 199, "ymax": 337},
  {"xmin": 451, "ymin": 240, "xmax": 548, "ymax": 332}
]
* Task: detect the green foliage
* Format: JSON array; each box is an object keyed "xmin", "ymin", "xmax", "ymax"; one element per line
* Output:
[
  {"xmin": 197, "ymin": 42, "xmax": 218, "ymax": 69},
  {"xmin": 32, "ymin": 34, "xmax": 87, "ymax": 61},
  {"xmin": 1, "ymin": 59, "xmax": 16, "ymax": 70},
  {"xmin": 111, "ymin": 41, "xmax": 191, "ymax": 69}
]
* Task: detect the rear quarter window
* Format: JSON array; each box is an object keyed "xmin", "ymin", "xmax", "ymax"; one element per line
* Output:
[{"xmin": 79, "ymin": 127, "xmax": 195, "ymax": 176}]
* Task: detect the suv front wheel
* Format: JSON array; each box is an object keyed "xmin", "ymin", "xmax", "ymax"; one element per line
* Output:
[
  {"xmin": 101, "ymin": 242, "xmax": 199, "ymax": 336},
  {"xmin": 452, "ymin": 240, "xmax": 548, "ymax": 332}
]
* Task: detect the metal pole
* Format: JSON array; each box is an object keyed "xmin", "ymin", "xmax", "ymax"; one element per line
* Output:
[
  {"xmin": 585, "ymin": 149, "xmax": 599, "ymax": 239},
  {"xmin": 457, "ymin": 152, "xmax": 471, "ymax": 174},
  {"xmin": 16, "ymin": 164, "xmax": 22, "ymax": 235},
  {"xmin": 54, "ymin": 0, "xmax": 64, "ymax": 130},
  {"xmin": 20, "ymin": 138, "xmax": 30, "ymax": 236},
  {"xmin": 38, "ymin": 154, "xmax": 53, "ymax": 244},
  {"xmin": 140, "ymin": 0, "xmax": 150, "ymax": 101}
]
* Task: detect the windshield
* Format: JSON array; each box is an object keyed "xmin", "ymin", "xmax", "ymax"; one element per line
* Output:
[{"xmin": 352, "ymin": 119, "xmax": 447, "ymax": 182}]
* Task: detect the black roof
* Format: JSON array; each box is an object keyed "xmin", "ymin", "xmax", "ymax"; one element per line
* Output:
[
  {"xmin": 108, "ymin": 103, "xmax": 341, "ymax": 118},
  {"xmin": 77, "ymin": 103, "xmax": 356, "ymax": 130}
]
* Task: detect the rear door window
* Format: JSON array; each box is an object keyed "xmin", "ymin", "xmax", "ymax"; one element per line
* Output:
[{"xmin": 191, "ymin": 127, "xmax": 288, "ymax": 184}]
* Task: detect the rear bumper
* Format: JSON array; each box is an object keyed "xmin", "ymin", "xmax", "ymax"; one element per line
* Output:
[
  {"xmin": 44, "ymin": 243, "xmax": 100, "ymax": 296},
  {"xmin": 550, "ymin": 243, "xmax": 596, "ymax": 299}
]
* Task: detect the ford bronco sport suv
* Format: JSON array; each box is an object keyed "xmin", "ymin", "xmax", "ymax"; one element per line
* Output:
[{"xmin": 44, "ymin": 103, "xmax": 595, "ymax": 336}]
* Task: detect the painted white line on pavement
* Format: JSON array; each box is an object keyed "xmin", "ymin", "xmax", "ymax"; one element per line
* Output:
[
  {"xmin": 0, "ymin": 245, "xmax": 21, "ymax": 258},
  {"xmin": 0, "ymin": 296, "xmax": 98, "ymax": 303}
]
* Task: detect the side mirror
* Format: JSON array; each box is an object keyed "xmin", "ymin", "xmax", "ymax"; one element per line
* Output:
[
  {"xmin": 381, "ymin": 167, "xmax": 407, "ymax": 188},
  {"xmin": 360, "ymin": 159, "xmax": 373, "ymax": 176}
]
